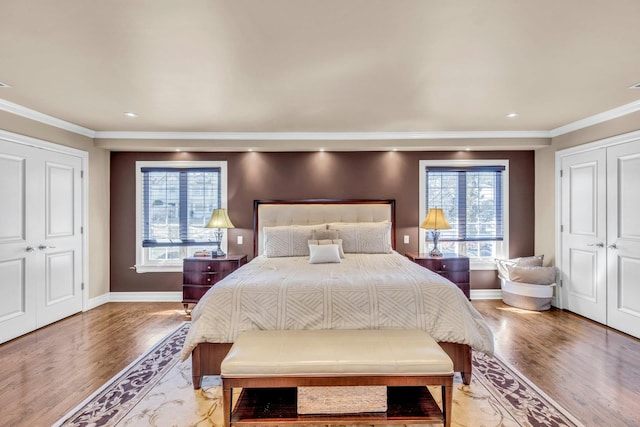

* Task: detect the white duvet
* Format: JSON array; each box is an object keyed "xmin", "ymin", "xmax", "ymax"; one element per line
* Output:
[{"xmin": 181, "ymin": 251, "xmax": 494, "ymax": 360}]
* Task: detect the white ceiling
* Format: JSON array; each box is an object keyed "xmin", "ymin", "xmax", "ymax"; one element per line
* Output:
[{"xmin": 1, "ymin": 0, "xmax": 640, "ymax": 143}]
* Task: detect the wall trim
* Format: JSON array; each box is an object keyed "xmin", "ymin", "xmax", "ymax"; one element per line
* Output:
[
  {"xmin": 109, "ymin": 292, "xmax": 183, "ymax": 302},
  {"xmin": 0, "ymin": 97, "xmax": 95, "ymax": 138},
  {"xmin": 94, "ymin": 130, "xmax": 551, "ymax": 140},
  {"xmin": 550, "ymin": 99, "xmax": 640, "ymax": 137},
  {"xmin": 470, "ymin": 289, "xmax": 502, "ymax": 300},
  {"xmin": 86, "ymin": 293, "xmax": 110, "ymax": 310}
]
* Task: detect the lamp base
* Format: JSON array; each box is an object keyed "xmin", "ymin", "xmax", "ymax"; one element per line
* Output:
[
  {"xmin": 428, "ymin": 247, "xmax": 444, "ymax": 257},
  {"xmin": 212, "ymin": 248, "xmax": 226, "ymax": 258},
  {"xmin": 428, "ymin": 230, "xmax": 444, "ymax": 257},
  {"xmin": 212, "ymin": 229, "xmax": 225, "ymax": 258}
]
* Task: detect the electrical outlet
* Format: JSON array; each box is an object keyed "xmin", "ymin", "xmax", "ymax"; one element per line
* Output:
[
  {"xmin": 237, "ymin": 235, "xmax": 243, "ymax": 245},
  {"xmin": 404, "ymin": 235, "xmax": 410, "ymax": 244}
]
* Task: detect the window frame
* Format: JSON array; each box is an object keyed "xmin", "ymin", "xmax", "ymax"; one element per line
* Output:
[
  {"xmin": 419, "ymin": 159, "xmax": 509, "ymax": 270},
  {"xmin": 135, "ymin": 160, "xmax": 228, "ymax": 273}
]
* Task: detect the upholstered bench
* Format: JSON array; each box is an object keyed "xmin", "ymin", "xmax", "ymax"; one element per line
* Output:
[{"xmin": 221, "ymin": 329, "xmax": 454, "ymax": 427}]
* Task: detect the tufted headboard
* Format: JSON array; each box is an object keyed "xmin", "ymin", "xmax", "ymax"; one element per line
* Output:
[{"xmin": 253, "ymin": 199, "xmax": 396, "ymax": 256}]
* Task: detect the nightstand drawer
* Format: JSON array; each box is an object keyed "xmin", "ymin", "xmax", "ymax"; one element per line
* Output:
[
  {"xmin": 182, "ymin": 254, "xmax": 248, "ymax": 312},
  {"xmin": 405, "ymin": 252, "xmax": 471, "ymax": 299},
  {"xmin": 438, "ymin": 271, "xmax": 470, "ymax": 284}
]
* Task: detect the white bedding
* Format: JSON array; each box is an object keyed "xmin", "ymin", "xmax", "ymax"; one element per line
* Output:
[{"xmin": 180, "ymin": 251, "xmax": 494, "ymax": 361}]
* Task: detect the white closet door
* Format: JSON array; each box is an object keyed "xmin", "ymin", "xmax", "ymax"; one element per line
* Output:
[
  {"xmin": 606, "ymin": 140, "xmax": 640, "ymax": 338},
  {"xmin": 0, "ymin": 140, "xmax": 38, "ymax": 343},
  {"xmin": 561, "ymin": 148, "xmax": 607, "ymax": 324},
  {"xmin": 36, "ymin": 151, "xmax": 83, "ymax": 326},
  {"xmin": 0, "ymin": 139, "xmax": 83, "ymax": 343}
]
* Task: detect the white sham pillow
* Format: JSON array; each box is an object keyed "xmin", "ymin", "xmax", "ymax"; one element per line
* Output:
[
  {"xmin": 327, "ymin": 222, "xmax": 392, "ymax": 253},
  {"xmin": 308, "ymin": 238, "xmax": 345, "ymax": 258},
  {"xmin": 308, "ymin": 244, "xmax": 342, "ymax": 264}
]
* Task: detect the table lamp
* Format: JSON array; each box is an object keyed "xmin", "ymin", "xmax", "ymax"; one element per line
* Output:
[{"xmin": 420, "ymin": 208, "xmax": 451, "ymax": 257}]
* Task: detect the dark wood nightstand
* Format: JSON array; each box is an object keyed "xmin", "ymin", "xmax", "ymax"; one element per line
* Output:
[
  {"xmin": 405, "ymin": 253, "xmax": 470, "ymax": 299},
  {"xmin": 182, "ymin": 254, "xmax": 248, "ymax": 313}
]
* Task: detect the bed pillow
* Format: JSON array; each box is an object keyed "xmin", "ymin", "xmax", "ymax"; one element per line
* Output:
[
  {"xmin": 311, "ymin": 229, "xmax": 339, "ymax": 240},
  {"xmin": 308, "ymin": 238, "xmax": 345, "ymax": 258},
  {"xmin": 263, "ymin": 224, "xmax": 326, "ymax": 257},
  {"xmin": 308, "ymin": 244, "xmax": 342, "ymax": 264},
  {"xmin": 506, "ymin": 265, "xmax": 556, "ymax": 285},
  {"xmin": 327, "ymin": 221, "xmax": 392, "ymax": 253}
]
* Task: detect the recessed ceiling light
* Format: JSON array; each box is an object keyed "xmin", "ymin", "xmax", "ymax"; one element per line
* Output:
[
  {"xmin": 319, "ymin": 148, "xmax": 325, "ymax": 152},
  {"xmin": 124, "ymin": 112, "xmax": 138, "ymax": 118},
  {"xmin": 506, "ymin": 113, "xmax": 519, "ymax": 118},
  {"xmin": 175, "ymin": 149, "xmax": 181, "ymax": 152},
  {"xmin": 0, "ymin": 81, "xmax": 11, "ymax": 88},
  {"xmin": 629, "ymin": 82, "xmax": 640, "ymax": 89}
]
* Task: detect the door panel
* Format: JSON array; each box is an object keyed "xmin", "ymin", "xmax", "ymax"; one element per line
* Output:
[
  {"xmin": 0, "ymin": 154, "xmax": 26, "ymax": 242},
  {"xmin": 568, "ymin": 249, "xmax": 599, "ymax": 302},
  {"xmin": 46, "ymin": 162, "xmax": 75, "ymax": 238},
  {"xmin": 45, "ymin": 251, "xmax": 76, "ymax": 304},
  {"xmin": 561, "ymin": 148, "xmax": 607, "ymax": 323},
  {"xmin": 607, "ymin": 140, "xmax": 640, "ymax": 338}
]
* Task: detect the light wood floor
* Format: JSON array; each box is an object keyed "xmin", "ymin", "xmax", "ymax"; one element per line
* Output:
[{"xmin": 0, "ymin": 300, "xmax": 638, "ymax": 426}]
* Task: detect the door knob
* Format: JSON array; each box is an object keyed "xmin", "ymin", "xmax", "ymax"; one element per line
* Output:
[
  {"xmin": 25, "ymin": 246, "xmax": 35, "ymax": 252},
  {"xmin": 608, "ymin": 243, "xmax": 618, "ymax": 249},
  {"xmin": 587, "ymin": 242, "xmax": 604, "ymax": 248}
]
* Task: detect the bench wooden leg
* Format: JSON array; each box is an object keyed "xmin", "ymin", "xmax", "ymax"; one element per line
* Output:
[
  {"xmin": 223, "ymin": 383, "xmax": 232, "ymax": 427},
  {"xmin": 442, "ymin": 383, "xmax": 453, "ymax": 427}
]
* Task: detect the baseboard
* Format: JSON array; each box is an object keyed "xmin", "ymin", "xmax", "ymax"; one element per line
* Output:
[
  {"xmin": 109, "ymin": 292, "xmax": 183, "ymax": 302},
  {"xmin": 86, "ymin": 293, "xmax": 110, "ymax": 310},
  {"xmin": 470, "ymin": 289, "xmax": 502, "ymax": 300}
]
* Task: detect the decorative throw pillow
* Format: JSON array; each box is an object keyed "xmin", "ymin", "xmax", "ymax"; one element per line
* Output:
[
  {"xmin": 263, "ymin": 224, "xmax": 325, "ymax": 257},
  {"xmin": 308, "ymin": 238, "xmax": 345, "ymax": 258},
  {"xmin": 495, "ymin": 258, "xmax": 518, "ymax": 279},
  {"xmin": 506, "ymin": 265, "xmax": 556, "ymax": 285},
  {"xmin": 327, "ymin": 222, "xmax": 392, "ymax": 253},
  {"xmin": 517, "ymin": 255, "xmax": 544, "ymax": 267},
  {"xmin": 308, "ymin": 244, "xmax": 342, "ymax": 264}
]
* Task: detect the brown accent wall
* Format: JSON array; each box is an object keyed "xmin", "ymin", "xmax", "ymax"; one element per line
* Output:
[{"xmin": 110, "ymin": 150, "xmax": 534, "ymax": 292}]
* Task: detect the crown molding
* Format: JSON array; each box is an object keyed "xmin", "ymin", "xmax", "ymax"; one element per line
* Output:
[
  {"xmin": 2, "ymin": 95, "xmax": 640, "ymax": 142},
  {"xmin": 0, "ymin": 98, "xmax": 95, "ymax": 138},
  {"xmin": 93, "ymin": 130, "xmax": 551, "ymax": 140},
  {"xmin": 550, "ymin": 99, "xmax": 640, "ymax": 138}
]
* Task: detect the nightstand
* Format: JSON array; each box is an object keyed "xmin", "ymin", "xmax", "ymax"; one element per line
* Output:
[
  {"xmin": 405, "ymin": 253, "xmax": 470, "ymax": 299},
  {"xmin": 182, "ymin": 254, "xmax": 248, "ymax": 312}
]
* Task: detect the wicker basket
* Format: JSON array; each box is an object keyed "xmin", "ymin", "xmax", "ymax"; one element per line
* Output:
[
  {"xmin": 297, "ymin": 386, "xmax": 387, "ymax": 414},
  {"xmin": 501, "ymin": 278, "xmax": 555, "ymax": 311}
]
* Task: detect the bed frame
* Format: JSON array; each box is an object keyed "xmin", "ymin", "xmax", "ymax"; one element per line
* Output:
[{"xmin": 190, "ymin": 199, "xmax": 473, "ymax": 388}]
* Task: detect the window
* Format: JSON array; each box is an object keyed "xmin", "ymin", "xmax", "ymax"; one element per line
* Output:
[
  {"xmin": 419, "ymin": 160, "xmax": 509, "ymax": 269},
  {"xmin": 135, "ymin": 161, "xmax": 228, "ymax": 272}
]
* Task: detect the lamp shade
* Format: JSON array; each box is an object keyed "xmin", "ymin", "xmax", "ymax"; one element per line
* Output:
[
  {"xmin": 420, "ymin": 208, "xmax": 451, "ymax": 231},
  {"xmin": 205, "ymin": 208, "xmax": 235, "ymax": 229}
]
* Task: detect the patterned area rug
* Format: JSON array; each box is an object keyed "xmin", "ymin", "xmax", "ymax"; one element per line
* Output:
[{"xmin": 53, "ymin": 323, "xmax": 584, "ymax": 427}]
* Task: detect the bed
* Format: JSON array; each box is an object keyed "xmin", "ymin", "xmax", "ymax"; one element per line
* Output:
[{"xmin": 182, "ymin": 199, "xmax": 494, "ymax": 388}]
